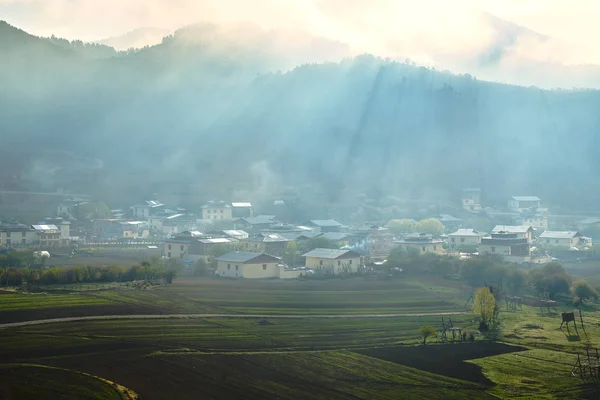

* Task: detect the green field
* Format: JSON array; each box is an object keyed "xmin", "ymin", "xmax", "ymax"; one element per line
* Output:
[{"xmin": 1, "ymin": 276, "xmax": 599, "ymax": 399}]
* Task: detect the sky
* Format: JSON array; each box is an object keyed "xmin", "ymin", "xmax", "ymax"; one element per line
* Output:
[{"xmin": 1, "ymin": 0, "xmax": 599, "ymax": 77}]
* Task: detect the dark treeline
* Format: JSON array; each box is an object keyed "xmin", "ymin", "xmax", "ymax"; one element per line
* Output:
[
  {"xmin": 0, "ymin": 260, "xmax": 177, "ymax": 287},
  {"xmin": 386, "ymin": 247, "xmax": 597, "ymax": 302}
]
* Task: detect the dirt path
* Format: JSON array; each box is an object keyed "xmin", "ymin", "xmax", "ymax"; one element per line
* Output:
[{"xmin": 0, "ymin": 311, "xmax": 469, "ymax": 329}]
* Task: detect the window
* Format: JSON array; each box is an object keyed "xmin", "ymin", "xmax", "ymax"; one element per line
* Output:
[
  {"xmin": 227, "ymin": 265, "xmax": 231, "ymax": 270},
  {"xmin": 422, "ymin": 246, "xmax": 426, "ymax": 252},
  {"xmin": 168, "ymin": 252, "xmax": 171, "ymax": 257},
  {"xmin": 180, "ymin": 245, "xmax": 184, "ymax": 251},
  {"xmin": 319, "ymin": 260, "xmax": 323, "ymax": 266},
  {"xmin": 21, "ymin": 232, "xmax": 26, "ymax": 238},
  {"xmin": 433, "ymin": 245, "xmax": 437, "ymax": 250},
  {"xmin": 546, "ymin": 239, "xmax": 550, "ymax": 244},
  {"xmin": 262, "ymin": 264, "xmax": 267, "ymax": 270},
  {"xmin": 451, "ymin": 238, "xmax": 455, "ymax": 242},
  {"xmin": 555, "ymin": 240, "xmax": 559, "ymax": 244},
  {"xmin": 22, "ymin": 239, "xmax": 26, "ymax": 245},
  {"xmin": 491, "ymin": 247, "xmax": 495, "ymax": 253},
  {"xmin": 207, "ymin": 209, "xmax": 211, "ymax": 213},
  {"xmin": 337, "ymin": 260, "xmax": 341, "ymax": 266},
  {"xmin": 460, "ymin": 238, "xmax": 465, "ymax": 243},
  {"xmin": 235, "ymin": 265, "xmax": 239, "ymax": 271},
  {"xmin": 6, "ymin": 232, "xmax": 10, "ymax": 238},
  {"xmin": 349, "ymin": 260, "xmax": 352, "ymax": 264},
  {"xmin": 168, "ymin": 244, "xmax": 172, "ymax": 250}
]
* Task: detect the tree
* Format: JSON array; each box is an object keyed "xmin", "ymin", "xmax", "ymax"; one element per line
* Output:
[
  {"xmin": 415, "ymin": 219, "xmax": 444, "ymax": 236},
  {"xmin": 572, "ymin": 280, "xmax": 598, "ymax": 301},
  {"xmin": 76, "ymin": 202, "xmax": 111, "ymax": 220},
  {"xmin": 283, "ymin": 241, "xmax": 298, "ymax": 266},
  {"xmin": 193, "ymin": 259, "xmax": 209, "ymax": 276},
  {"xmin": 419, "ymin": 325, "xmax": 437, "ymax": 345},
  {"xmin": 505, "ymin": 269, "xmax": 527, "ymax": 295},
  {"xmin": 386, "ymin": 219, "xmax": 417, "ymax": 234},
  {"xmin": 298, "ymin": 237, "xmax": 339, "ymax": 253},
  {"xmin": 473, "ymin": 287, "xmax": 496, "ymax": 328},
  {"xmin": 529, "ymin": 263, "xmax": 572, "ymax": 299}
]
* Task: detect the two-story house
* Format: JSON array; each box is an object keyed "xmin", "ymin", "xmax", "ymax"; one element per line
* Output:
[
  {"xmin": 302, "ymin": 248, "xmax": 361, "ymax": 275},
  {"xmin": 131, "ymin": 200, "xmax": 164, "ymax": 219},
  {"xmin": 462, "ymin": 188, "xmax": 482, "ymax": 212},
  {"xmin": 201, "ymin": 201, "xmax": 233, "ymax": 220},
  {"xmin": 447, "ymin": 229, "xmax": 484, "ymax": 250},
  {"xmin": 491, "ymin": 225, "xmax": 535, "ymax": 243},
  {"xmin": 38, "ymin": 217, "xmax": 71, "ymax": 246},
  {"xmin": 32, "ymin": 224, "xmax": 62, "ymax": 247},
  {"xmin": 480, "ymin": 231, "xmax": 530, "ymax": 263},
  {"xmin": 516, "ymin": 212, "xmax": 548, "ymax": 230},
  {"xmin": 538, "ymin": 231, "xmax": 590, "ymax": 249},
  {"xmin": 241, "ymin": 233, "xmax": 290, "ymax": 255},
  {"xmin": 0, "ymin": 224, "xmax": 37, "ymax": 248},
  {"xmin": 393, "ymin": 233, "xmax": 444, "ymax": 255},
  {"xmin": 508, "ymin": 196, "xmax": 541, "ymax": 212},
  {"xmin": 231, "ymin": 202, "xmax": 254, "ymax": 218}
]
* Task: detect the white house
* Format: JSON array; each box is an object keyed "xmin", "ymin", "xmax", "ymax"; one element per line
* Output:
[
  {"xmin": 302, "ymin": 248, "xmax": 361, "ymax": 275},
  {"xmin": 508, "ymin": 196, "xmax": 540, "ymax": 212},
  {"xmin": 215, "ymin": 251, "xmax": 283, "ymax": 279},
  {"xmin": 447, "ymin": 229, "xmax": 484, "ymax": 249},
  {"xmin": 0, "ymin": 224, "xmax": 38, "ymax": 248},
  {"xmin": 462, "ymin": 188, "xmax": 482, "ymax": 212},
  {"xmin": 131, "ymin": 200, "xmax": 164, "ymax": 219},
  {"xmin": 539, "ymin": 231, "xmax": 590, "ymax": 249},
  {"xmin": 393, "ymin": 234, "xmax": 444, "ymax": 255},
  {"xmin": 201, "ymin": 201, "xmax": 233, "ymax": 220},
  {"xmin": 491, "ymin": 225, "xmax": 535, "ymax": 243}
]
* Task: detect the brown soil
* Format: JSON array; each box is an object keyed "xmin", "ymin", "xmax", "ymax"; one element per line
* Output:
[{"xmin": 358, "ymin": 342, "xmax": 526, "ymax": 385}]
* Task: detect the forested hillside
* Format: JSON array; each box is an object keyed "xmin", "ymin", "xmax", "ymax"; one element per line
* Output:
[{"xmin": 1, "ymin": 20, "xmax": 599, "ymax": 215}]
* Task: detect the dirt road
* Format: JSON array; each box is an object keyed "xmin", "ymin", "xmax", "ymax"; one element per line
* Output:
[{"xmin": 0, "ymin": 311, "xmax": 469, "ymax": 329}]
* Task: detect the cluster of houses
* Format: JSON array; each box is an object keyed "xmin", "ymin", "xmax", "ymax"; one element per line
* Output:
[
  {"xmin": 0, "ymin": 218, "xmax": 71, "ymax": 248},
  {"xmin": 213, "ymin": 248, "xmax": 362, "ymax": 280},
  {"xmin": 1, "ymin": 192, "xmax": 599, "ymax": 281}
]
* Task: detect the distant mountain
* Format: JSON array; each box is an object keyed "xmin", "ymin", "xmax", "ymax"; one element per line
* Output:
[
  {"xmin": 1, "ymin": 20, "xmax": 600, "ymax": 217},
  {"xmin": 97, "ymin": 27, "xmax": 172, "ymax": 50}
]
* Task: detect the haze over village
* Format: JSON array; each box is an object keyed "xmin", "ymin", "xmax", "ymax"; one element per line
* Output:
[{"xmin": 2, "ymin": 2, "xmax": 600, "ymax": 399}]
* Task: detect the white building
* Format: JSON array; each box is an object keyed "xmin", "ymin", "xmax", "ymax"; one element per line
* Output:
[
  {"xmin": 447, "ymin": 229, "xmax": 484, "ymax": 249},
  {"xmin": 201, "ymin": 201, "xmax": 233, "ymax": 220},
  {"xmin": 491, "ymin": 225, "xmax": 535, "ymax": 243},
  {"xmin": 508, "ymin": 196, "xmax": 541, "ymax": 212}
]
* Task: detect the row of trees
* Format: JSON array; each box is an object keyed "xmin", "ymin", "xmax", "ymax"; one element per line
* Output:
[
  {"xmin": 386, "ymin": 248, "xmax": 598, "ymax": 303},
  {"xmin": 386, "ymin": 218, "xmax": 445, "ymax": 236},
  {"xmin": 0, "ymin": 259, "xmax": 179, "ymax": 287}
]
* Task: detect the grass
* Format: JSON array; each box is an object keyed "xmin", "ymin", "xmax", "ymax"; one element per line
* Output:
[
  {"xmin": 470, "ymin": 349, "xmax": 584, "ymax": 399},
  {"xmin": 0, "ymin": 292, "xmax": 112, "ymax": 311},
  {"xmin": 0, "ymin": 364, "xmax": 138, "ymax": 399},
  {"xmin": 4, "ymin": 275, "xmax": 600, "ymax": 398}
]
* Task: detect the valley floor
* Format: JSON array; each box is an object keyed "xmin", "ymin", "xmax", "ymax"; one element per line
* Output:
[{"xmin": 0, "ymin": 276, "xmax": 597, "ymax": 399}]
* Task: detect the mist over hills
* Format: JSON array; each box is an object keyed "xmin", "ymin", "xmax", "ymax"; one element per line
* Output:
[{"xmin": 1, "ymin": 20, "xmax": 600, "ymax": 218}]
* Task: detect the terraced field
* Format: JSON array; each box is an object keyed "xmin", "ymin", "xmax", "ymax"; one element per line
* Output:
[{"xmin": 1, "ymin": 276, "xmax": 598, "ymax": 398}]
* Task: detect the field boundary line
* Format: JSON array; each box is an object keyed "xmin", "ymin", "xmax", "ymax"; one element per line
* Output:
[{"xmin": 0, "ymin": 311, "xmax": 469, "ymax": 329}]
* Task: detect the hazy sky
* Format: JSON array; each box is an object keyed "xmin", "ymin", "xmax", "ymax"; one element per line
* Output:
[{"xmin": 1, "ymin": 0, "xmax": 598, "ymax": 66}]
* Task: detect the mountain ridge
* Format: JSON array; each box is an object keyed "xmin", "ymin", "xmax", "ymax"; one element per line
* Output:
[{"xmin": 1, "ymin": 21, "xmax": 600, "ymax": 217}]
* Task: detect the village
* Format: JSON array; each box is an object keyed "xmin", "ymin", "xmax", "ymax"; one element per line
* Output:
[{"xmin": 0, "ymin": 188, "xmax": 597, "ymax": 279}]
